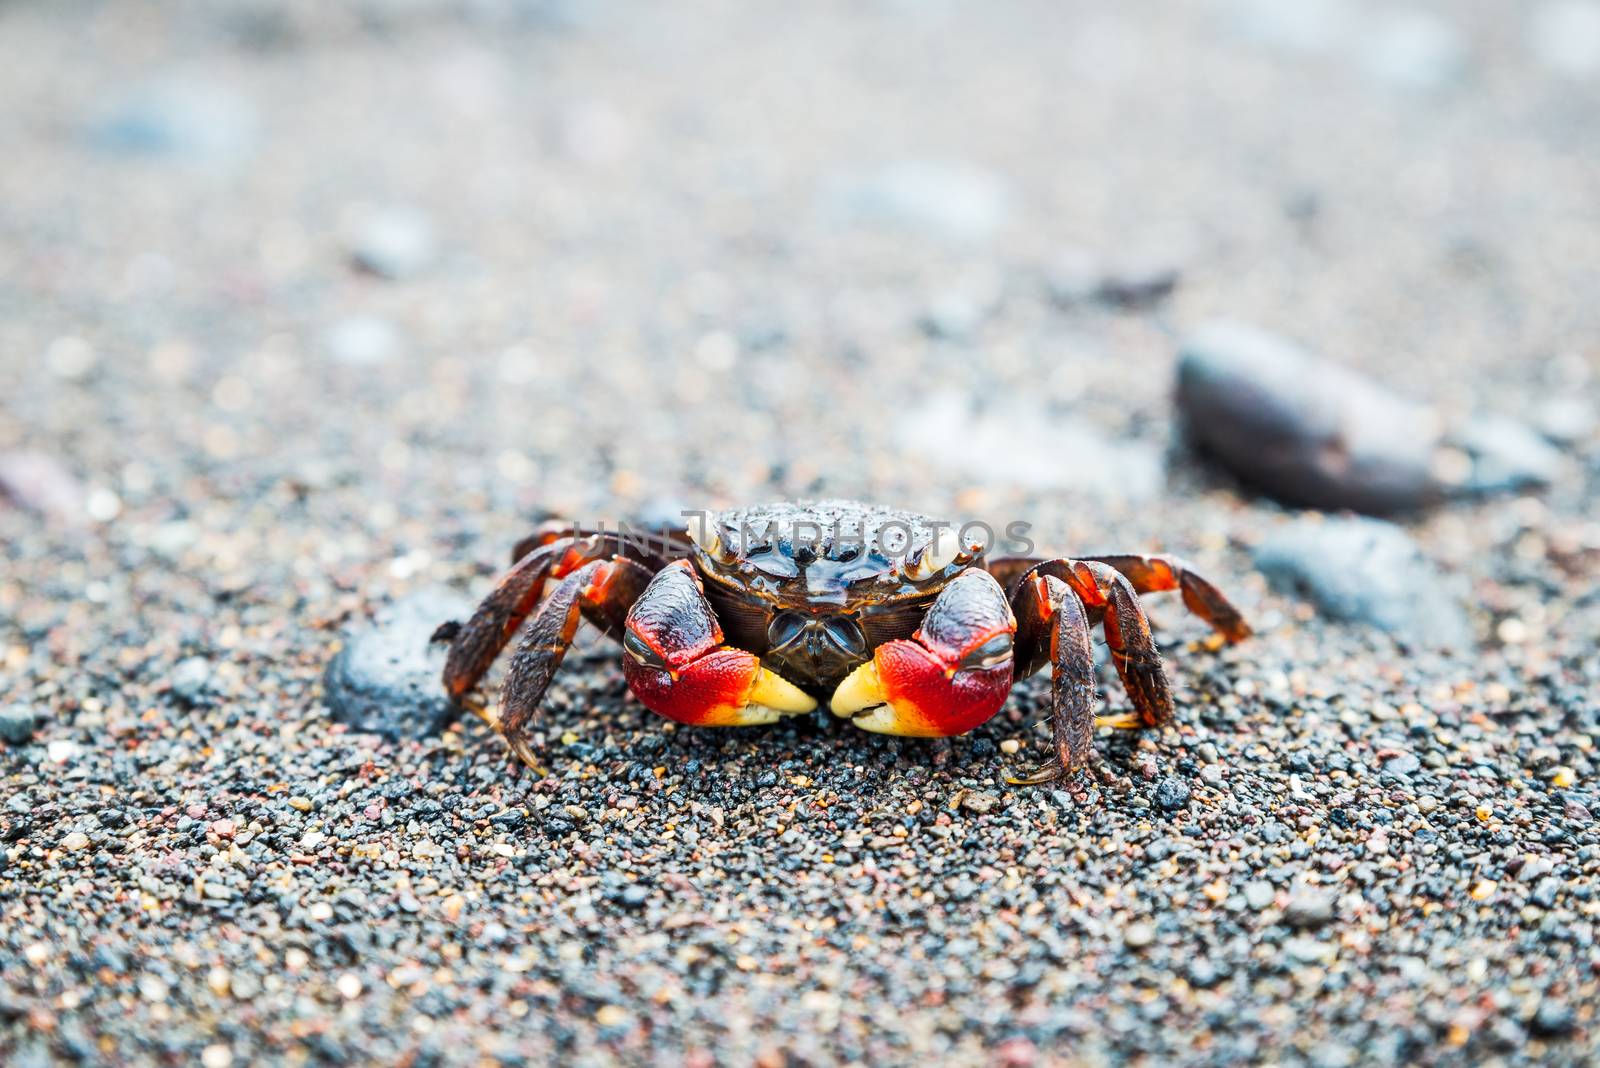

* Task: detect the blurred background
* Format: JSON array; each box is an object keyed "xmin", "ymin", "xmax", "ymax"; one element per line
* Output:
[
  {"xmin": 2, "ymin": 2, "xmax": 1599, "ymax": 1065},
  {"xmin": 3, "ymin": 0, "xmax": 1596, "ymax": 548}
]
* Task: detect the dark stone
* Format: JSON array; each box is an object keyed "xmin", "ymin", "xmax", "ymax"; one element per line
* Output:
[
  {"xmin": 323, "ymin": 590, "xmax": 472, "ymax": 739},
  {"xmin": 1176, "ymin": 321, "xmax": 1443, "ymax": 514},
  {"xmin": 1530, "ymin": 1001, "xmax": 1576, "ymax": 1038},
  {"xmin": 1252, "ymin": 517, "xmax": 1472, "ymax": 650},
  {"xmin": 1154, "ymin": 776, "xmax": 1191, "ymax": 812},
  {"xmin": 0, "ymin": 705, "xmax": 38, "ymax": 745}
]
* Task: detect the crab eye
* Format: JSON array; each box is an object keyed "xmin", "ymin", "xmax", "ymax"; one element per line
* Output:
[
  {"xmin": 623, "ymin": 628, "xmax": 671, "ymax": 669},
  {"xmin": 822, "ymin": 616, "xmax": 867, "ymax": 657},
  {"xmin": 959, "ymin": 632, "xmax": 1013, "ymax": 669},
  {"xmin": 767, "ymin": 611, "xmax": 806, "ymax": 648},
  {"xmin": 689, "ymin": 521, "xmax": 728, "ymax": 561},
  {"xmin": 907, "ymin": 537, "xmax": 967, "ymax": 581}
]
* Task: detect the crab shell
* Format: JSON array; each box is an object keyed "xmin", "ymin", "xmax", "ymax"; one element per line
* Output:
[{"xmin": 684, "ymin": 500, "xmax": 986, "ymax": 694}]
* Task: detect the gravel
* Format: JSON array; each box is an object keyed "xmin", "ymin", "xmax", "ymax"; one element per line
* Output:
[{"xmin": 2, "ymin": 3, "xmax": 1598, "ymax": 1067}]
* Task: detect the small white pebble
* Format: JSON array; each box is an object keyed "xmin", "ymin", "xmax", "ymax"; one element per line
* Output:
[
  {"xmin": 336, "ymin": 973, "xmax": 363, "ymax": 1000},
  {"xmin": 61, "ymin": 831, "xmax": 90, "ymax": 851},
  {"xmin": 201, "ymin": 1044, "xmax": 233, "ymax": 1068},
  {"xmin": 309, "ymin": 901, "xmax": 334, "ymax": 922},
  {"xmin": 85, "ymin": 487, "xmax": 122, "ymax": 522}
]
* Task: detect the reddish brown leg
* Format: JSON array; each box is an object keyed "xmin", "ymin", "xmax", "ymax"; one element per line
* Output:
[
  {"xmin": 438, "ymin": 531, "xmax": 664, "ymax": 700},
  {"xmin": 1008, "ymin": 573, "xmax": 1097, "ymax": 784},
  {"xmin": 1080, "ymin": 553, "xmax": 1252, "ymax": 643},
  {"xmin": 1019, "ymin": 560, "xmax": 1174, "ymax": 728},
  {"xmin": 507, "ymin": 519, "xmax": 584, "ymax": 567},
  {"xmin": 495, "ymin": 556, "xmax": 656, "ymax": 766},
  {"xmin": 508, "ymin": 520, "xmax": 693, "ymax": 569},
  {"xmin": 983, "ymin": 555, "xmax": 1041, "ymax": 597}
]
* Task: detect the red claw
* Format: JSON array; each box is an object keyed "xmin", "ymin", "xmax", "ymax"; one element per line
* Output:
[
  {"xmin": 830, "ymin": 569, "xmax": 1016, "ymax": 737},
  {"xmin": 621, "ymin": 562, "xmax": 816, "ymax": 727}
]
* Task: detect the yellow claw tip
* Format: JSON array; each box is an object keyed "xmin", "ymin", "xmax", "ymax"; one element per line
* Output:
[
  {"xmin": 828, "ymin": 661, "xmax": 886, "ymax": 718},
  {"xmin": 748, "ymin": 668, "xmax": 817, "ymax": 714}
]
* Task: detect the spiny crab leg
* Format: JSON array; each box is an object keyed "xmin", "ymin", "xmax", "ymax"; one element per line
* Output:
[{"xmin": 493, "ymin": 555, "xmax": 656, "ymax": 767}]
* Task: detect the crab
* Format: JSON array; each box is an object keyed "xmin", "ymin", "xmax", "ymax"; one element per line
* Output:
[{"xmin": 435, "ymin": 500, "xmax": 1250, "ymax": 784}]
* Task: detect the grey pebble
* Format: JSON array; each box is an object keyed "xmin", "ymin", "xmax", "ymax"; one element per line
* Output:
[
  {"xmin": 0, "ymin": 451, "xmax": 84, "ymax": 523},
  {"xmin": 1362, "ymin": 10, "xmax": 1470, "ymax": 93},
  {"xmin": 88, "ymin": 77, "xmax": 258, "ymax": 164},
  {"xmin": 1253, "ymin": 516, "xmax": 1472, "ymax": 650},
  {"xmin": 1381, "ymin": 752, "xmax": 1422, "ymax": 776},
  {"xmin": 1447, "ymin": 413, "xmax": 1565, "ymax": 495},
  {"xmin": 1528, "ymin": 1, "xmax": 1600, "ymax": 78},
  {"xmin": 1244, "ymin": 881, "xmax": 1276, "ymax": 910},
  {"xmin": 0, "ymin": 704, "xmax": 39, "ymax": 745},
  {"xmin": 346, "ymin": 205, "xmax": 438, "ymax": 280},
  {"xmin": 321, "ymin": 315, "xmax": 403, "ymax": 366},
  {"xmin": 1154, "ymin": 776, "xmax": 1191, "ymax": 812},
  {"xmin": 170, "ymin": 656, "xmax": 212, "ymax": 702},
  {"xmin": 1124, "ymin": 922, "xmax": 1156, "ymax": 948},
  {"xmin": 1531, "ymin": 1001, "xmax": 1576, "ymax": 1038},
  {"xmin": 822, "ymin": 160, "xmax": 1011, "ymax": 244},
  {"xmin": 323, "ymin": 589, "xmax": 471, "ymax": 739},
  {"xmin": 1283, "ymin": 889, "xmax": 1336, "ymax": 929}
]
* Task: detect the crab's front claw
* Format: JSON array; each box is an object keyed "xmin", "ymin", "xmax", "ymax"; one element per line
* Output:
[
  {"xmin": 624, "ymin": 647, "xmax": 814, "ymax": 726},
  {"xmin": 830, "ymin": 568, "xmax": 1016, "ymax": 738},
  {"xmin": 830, "ymin": 641, "xmax": 1013, "ymax": 737},
  {"xmin": 621, "ymin": 561, "xmax": 816, "ymax": 726}
]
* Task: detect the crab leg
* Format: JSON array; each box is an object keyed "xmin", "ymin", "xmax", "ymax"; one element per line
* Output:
[
  {"xmin": 1078, "ymin": 553, "xmax": 1252, "ymax": 643},
  {"xmin": 507, "ymin": 519, "xmax": 692, "ymax": 569},
  {"xmin": 622, "ymin": 561, "xmax": 816, "ymax": 727},
  {"xmin": 493, "ymin": 556, "xmax": 657, "ymax": 766},
  {"xmin": 829, "ymin": 569, "xmax": 1017, "ymax": 737},
  {"xmin": 438, "ymin": 531, "xmax": 665, "ymax": 700},
  {"xmin": 1007, "ymin": 573, "xmax": 1097, "ymax": 783},
  {"xmin": 987, "ymin": 552, "xmax": 1250, "ymax": 644},
  {"xmin": 1017, "ymin": 560, "xmax": 1174, "ymax": 728}
]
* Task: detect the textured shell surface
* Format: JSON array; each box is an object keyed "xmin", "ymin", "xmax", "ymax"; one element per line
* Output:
[{"xmin": 690, "ymin": 499, "xmax": 968, "ymax": 607}]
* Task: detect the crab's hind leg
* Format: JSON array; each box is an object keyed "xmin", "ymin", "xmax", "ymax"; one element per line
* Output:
[
  {"xmin": 622, "ymin": 561, "xmax": 816, "ymax": 727},
  {"xmin": 1007, "ymin": 573, "xmax": 1097, "ymax": 785},
  {"xmin": 1078, "ymin": 553, "xmax": 1252, "ymax": 644},
  {"xmin": 493, "ymin": 556, "xmax": 656, "ymax": 766}
]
